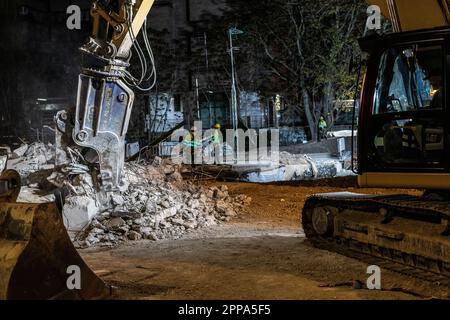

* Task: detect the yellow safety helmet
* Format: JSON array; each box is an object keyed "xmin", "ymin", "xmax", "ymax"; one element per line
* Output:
[
  {"xmin": 190, "ymin": 126, "xmax": 197, "ymax": 132},
  {"xmin": 213, "ymin": 123, "xmax": 221, "ymax": 129}
]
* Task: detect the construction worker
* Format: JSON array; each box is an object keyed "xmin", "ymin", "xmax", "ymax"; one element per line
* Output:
[
  {"xmin": 211, "ymin": 123, "xmax": 221, "ymax": 146},
  {"xmin": 427, "ymin": 73, "xmax": 443, "ymax": 109},
  {"xmin": 183, "ymin": 126, "xmax": 201, "ymax": 147},
  {"xmin": 209, "ymin": 123, "xmax": 222, "ymax": 164},
  {"xmin": 183, "ymin": 126, "xmax": 201, "ymax": 165},
  {"xmin": 318, "ymin": 116, "xmax": 328, "ymax": 141}
]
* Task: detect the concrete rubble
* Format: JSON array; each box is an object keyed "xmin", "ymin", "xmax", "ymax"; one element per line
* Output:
[
  {"xmin": 8, "ymin": 143, "xmax": 250, "ymax": 248},
  {"xmin": 67, "ymin": 160, "xmax": 252, "ymax": 248},
  {"xmin": 7, "ymin": 143, "xmax": 56, "ymax": 181},
  {"xmin": 4, "ymin": 143, "xmax": 252, "ymax": 248},
  {"xmin": 243, "ymin": 151, "xmax": 353, "ymax": 183}
]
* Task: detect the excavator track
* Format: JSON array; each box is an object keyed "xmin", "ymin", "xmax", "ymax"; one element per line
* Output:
[{"xmin": 302, "ymin": 192, "xmax": 450, "ymax": 291}]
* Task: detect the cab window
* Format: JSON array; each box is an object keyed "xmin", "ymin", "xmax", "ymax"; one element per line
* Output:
[
  {"xmin": 373, "ymin": 45, "xmax": 443, "ymax": 114},
  {"xmin": 368, "ymin": 43, "xmax": 445, "ymax": 169}
]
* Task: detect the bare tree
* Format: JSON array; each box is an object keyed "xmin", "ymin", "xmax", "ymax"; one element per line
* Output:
[{"xmin": 199, "ymin": 0, "xmax": 366, "ymax": 140}]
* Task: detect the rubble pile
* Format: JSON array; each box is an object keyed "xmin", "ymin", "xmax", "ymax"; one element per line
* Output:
[
  {"xmin": 66, "ymin": 160, "xmax": 251, "ymax": 248},
  {"xmin": 4, "ymin": 143, "xmax": 252, "ymax": 248},
  {"xmin": 7, "ymin": 143, "xmax": 55, "ymax": 180}
]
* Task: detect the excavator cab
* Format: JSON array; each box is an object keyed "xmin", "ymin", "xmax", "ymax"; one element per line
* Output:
[{"xmin": 358, "ymin": 29, "xmax": 450, "ymax": 189}]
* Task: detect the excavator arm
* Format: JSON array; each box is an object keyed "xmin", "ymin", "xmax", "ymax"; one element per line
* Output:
[
  {"xmin": 0, "ymin": 0, "xmax": 158, "ymax": 300},
  {"xmin": 72, "ymin": 0, "xmax": 156, "ymax": 192},
  {"xmin": 82, "ymin": 0, "xmax": 156, "ymax": 59}
]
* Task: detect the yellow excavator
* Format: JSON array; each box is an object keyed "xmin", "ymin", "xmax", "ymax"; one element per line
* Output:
[
  {"xmin": 0, "ymin": 0, "xmax": 156, "ymax": 299},
  {"xmin": 303, "ymin": 0, "xmax": 450, "ymax": 282}
]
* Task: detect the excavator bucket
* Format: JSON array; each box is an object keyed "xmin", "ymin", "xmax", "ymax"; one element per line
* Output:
[{"xmin": 0, "ymin": 170, "xmax": 110, "ymax": 300}]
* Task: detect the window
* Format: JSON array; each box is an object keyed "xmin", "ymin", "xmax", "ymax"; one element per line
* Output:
[
  {"xmin": 174, "ymin": 94, "xmax": 182, "ymax": 112},
  {"xmin": 373, "ymin": 44, "xmax": 443, "ymax": 114},
  {"xmin": 367, "ymin": 43, "xmax": 446, "ymax": 169},
  {"xmin": 373, "ymin": 118, "xmax": 444, "ymax": 166}
]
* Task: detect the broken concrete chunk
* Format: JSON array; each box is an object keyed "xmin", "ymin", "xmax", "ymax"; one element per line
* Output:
[
  {"xmin": 146, "ymin": 232, "xmax": 159, "ymax": 241},
  {"xmin": 159, "ymin": 206, "xmax": 179, "ymax": 220},
  {"xmin": 187, "ymin": 199, "xmax": 200, "ymax": 210},
  {"xmin": 102, "ymin": 233, "xmax": 118, "ymax": 242},
  {"xmin": 182, "ymin": 221, "xmax": 197, "ymax": 229},
  {"xmin": 160, "ymin": 200, "xmax": 171, "ymax": 209},
  {"xmin": 63, "ymin": 196, "xmax": 100, "ymax": 232},
  {"xmin": 104, "ymin": 217, "xmax": 126, "ymax": 230},
  {"xmin": 133, "ymin": 217, "xmax": 146, "ymax": 225},
  {"xmin": 90, "ymin": 228, "xmax": 105, "ymax": 235},
  {"xmin": 214, "ymin": 190, "xmax": 228, "ymax": 200},
  {"xmin": 206, "ymin": 190, "xmax": 214, "ymax": 198},
  {"xmin": 127, "ymin": 231, "xmax": 142, "ymax": 241},
  {"xmin": 111, "ymin": 211, "xmax": 140, "ymax": 220},
  {"xmin": 139, "ymin": 227, "xmax": 154, "ymax": 236},
  {"xmin": 171, "ymin": 218, "xmax": 185, "ymax": 226},
  {"xmin": 111, "ymin": 194, "xmax": 125, "ymax": 206},
  {"xmin": 152, "ymin": 156, "xmax": 162, "ymax": 167},
  {"xmin": 163, "ymin": 165, "xmax": 175, "ymax": 175},
  {"xmin": 215, "ymin": 200, "xmax": 228, "ymax": 214},
  {"xmin": 12, "ymin": 144, "xmax": 28, "ymax": 159},
  {"xmin": 85, "ymin": 235, "xmax": 100, "ymax": 246}
]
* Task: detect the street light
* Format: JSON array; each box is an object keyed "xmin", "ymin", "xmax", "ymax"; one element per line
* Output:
[
  {"xmin": 228, "ymin": 27, "xmax": 244, "ymax": 132},
  {"xmin": 228, "ymin": 26, "xmax": 243, "ymax": 162}
]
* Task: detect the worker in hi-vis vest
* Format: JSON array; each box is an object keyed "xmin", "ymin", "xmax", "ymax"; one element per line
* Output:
[{"xmin": 183, "ymin": 126, "xmax": 201, "ymax": 165}]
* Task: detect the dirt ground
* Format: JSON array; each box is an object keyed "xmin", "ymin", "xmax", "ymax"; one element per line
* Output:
[
  {"xmin": 208, "ymin": 177, "xmax": 423, "ymax": 228},
  {"xmin": 80, "ymin": 178, "xmax": 449, "ymax": 300}
]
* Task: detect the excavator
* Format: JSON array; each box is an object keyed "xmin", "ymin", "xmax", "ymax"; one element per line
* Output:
[
  {"xmin": 0, "ymin": 0, "xmax": 156, "ymax": 299},
  {"xmin": 303, "ymin": 0, "xmax": 450, "ymax": 282}
]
